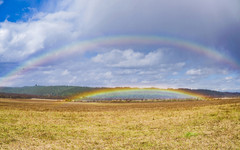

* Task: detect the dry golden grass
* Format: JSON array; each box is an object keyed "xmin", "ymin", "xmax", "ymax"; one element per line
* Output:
[{"xmin": 0, "ymin": 98, "xmax": 239, "ymax": 149}]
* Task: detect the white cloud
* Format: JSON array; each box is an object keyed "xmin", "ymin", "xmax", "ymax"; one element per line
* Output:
[
  {"xmin": 43, "ymin": 70, "xmax": 53, "ymax": 74},
  {"xmin": 225, "ymin": 76, "xmax": 233, "ymax": 80},
  {"xmin": 139, "ymin": 71, "xmax": 157, "ymax": 75},
  {"xmin": 69, "ymin": 76, "xmax": 77, "ymax": 84},
  {"xmin": 62, "ymin": 69, "xmax": 70, "ymax": 76},
  {"xmin": 0, "ymin": 0, "xmax": 3, "ymax": 5},
  {"xmin": 172, "ymin": 72, "xmax": 178, "ymax": 75},
  {"xmin": 186, "ymin": 69, "xmax": 203, "ymax": 75},
  {"xmin": 0, "ymin": 10, "xmax": 81, "ymax": 61},
  {"xmin": 176, "ymin": 62, "xmax": 186, "ymax": 67},
  {"xmin": 115, "ymin": 69, "xmax": 138, "ymax": 75},
  {"xmin": 92, "ymin": 49, "xmax": 162, "ymax": 67},
  {"xmin": 104, "ymin": 71, "xmax": 112, "ymax": 78}
]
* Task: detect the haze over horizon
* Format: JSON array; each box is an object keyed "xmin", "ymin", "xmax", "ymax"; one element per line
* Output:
[{"xmin": 0, "ymin": 0, "xmax": 240, "ymax": 92}]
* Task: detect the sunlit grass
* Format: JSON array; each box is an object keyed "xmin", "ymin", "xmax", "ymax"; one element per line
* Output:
[{"xmin": 0, "ymin": 98, "xmax": 239, "ymax": 149}]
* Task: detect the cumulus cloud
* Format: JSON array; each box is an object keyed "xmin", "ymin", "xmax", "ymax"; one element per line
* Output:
[
  {"xmin": 92, "ymin": 49, "xmax": 162, "ymax": 68},
  {"xmin": 186, "ymin": 69, "xmax": 203, "ymax": 75},
  {"xmin": 61, "ymin": 69, "xmax": 70, "ymax": 76},
  {"xmin": 175, "ymin": 62, "xmax": 186, "ymax": 67},
  {"xmin": 103, "ymin": 71, "xmax": 113, "ymax": 78},
  {"xmin": 225, "ymin": 76, "xmax": 233, "ymax": 83},
  {"xmin": 0, "ymin": 10, "xmax": 81, "ymax": 61},
  {"xmin": 172, "ymin": 72, "xmax": 178, "ymax": 75}
]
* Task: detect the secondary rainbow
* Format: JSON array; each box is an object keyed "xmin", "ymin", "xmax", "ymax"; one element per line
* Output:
[
  {"xmin": 0, "ymin": 35, "xmax": 238, "ymax": 86},
  {"xmin": 70, "ymin": 87, "xmax": 206, "ymax": 101}
]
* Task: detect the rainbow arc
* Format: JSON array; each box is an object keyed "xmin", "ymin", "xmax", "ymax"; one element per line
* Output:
[
  {"xmin": 0, "ymin": 35, "xmax": 238, "ymax": 86},
  {"xmin": 70, "ymin": 87, "xmax": 206, "ymax": 101}
]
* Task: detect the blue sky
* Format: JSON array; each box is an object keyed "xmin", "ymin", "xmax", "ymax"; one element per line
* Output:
[
  {"xmin": 0, "ymin": 0, "xmax": 240, "ymax": 91},
  {"xmin": 0, "ymin": 0, "xmax": 47, "ymax": 22}
]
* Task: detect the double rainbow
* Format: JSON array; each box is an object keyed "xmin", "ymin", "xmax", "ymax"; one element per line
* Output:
[{"xmin": 0, "ymin": 35, "xmax": 238, "ymax": 86}]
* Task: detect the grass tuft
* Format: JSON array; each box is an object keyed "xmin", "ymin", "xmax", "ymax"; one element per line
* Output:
[{"xmin": 184, "ymin": 132, "xmax": 198, "ymax": 138}]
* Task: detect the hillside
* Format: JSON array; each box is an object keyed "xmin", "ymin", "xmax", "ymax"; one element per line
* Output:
[
  {"xmin": 179, "ymin": 88, "xmax": 240, "ymax": 98},
  {"xmin": 0, "ymin": 86, "xmax": 239, "ymax": 99},
  {"xmin": 0, "ymin": 86, "xmax": 97, "ymax": 98}
]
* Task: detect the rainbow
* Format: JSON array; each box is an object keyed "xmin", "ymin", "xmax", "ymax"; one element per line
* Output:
[
  {"xmin": 0, "ymin": 35, "xmax": 238, "ymax": 86},
  {"xmin": 70, "ymin": 87, "xmax": 206, "ymax": 101}
]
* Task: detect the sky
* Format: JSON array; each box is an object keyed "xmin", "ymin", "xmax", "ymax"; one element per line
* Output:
[{"xmin": 0, "ymin": 0, "xmax": 240, "ymax": 91}]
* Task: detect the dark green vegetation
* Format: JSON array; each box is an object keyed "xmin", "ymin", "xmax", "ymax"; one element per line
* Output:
[
  {"xmin": 0, "ymin": 86, "xmax": 97, "ymax": 99},
  {"xmin": 0, "ymin": 98, "xmax": 239, "ymax": 149},
  {"xmin": 0, "ymin": 86, "xmax": 94, "ymax": 97},
  {"xmin": 0, "ymin": 86, "xmax": 240, "ymax": 100}
]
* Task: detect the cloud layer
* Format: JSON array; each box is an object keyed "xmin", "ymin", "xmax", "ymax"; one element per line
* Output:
[{"xmin": 1, "ymin": 0, "xmax": 240, "ymax": 61}]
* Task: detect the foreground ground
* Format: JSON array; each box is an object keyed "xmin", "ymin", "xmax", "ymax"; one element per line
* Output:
[{"xmin": 0, "ymin": 98, "xmax": 239, "ymax": 149}]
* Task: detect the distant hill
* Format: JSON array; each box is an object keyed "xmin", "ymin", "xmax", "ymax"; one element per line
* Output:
[
  {"xmin": 179, "ymin": 88, "xmax": 240, "ymax": 98},
  {"xmin": 0, "ymin": 86, "xmax": 97, "ymax": 97},
  {"xmin": 0, "ymin": 86, "xmax": 239, "ymax": 99}
]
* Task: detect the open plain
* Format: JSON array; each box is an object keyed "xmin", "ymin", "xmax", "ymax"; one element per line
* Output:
[{"xmin": 0, "ymin": 98, "xmax": 240, "ymax": 149}]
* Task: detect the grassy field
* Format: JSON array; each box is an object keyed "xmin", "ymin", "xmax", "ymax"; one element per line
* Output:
[{"xmin": 0, "ymin": 98, "xmax": 239, "ymax": 149}]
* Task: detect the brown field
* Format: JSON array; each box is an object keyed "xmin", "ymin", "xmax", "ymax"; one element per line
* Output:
[{"xmin": 0, "ymin": 98, "xmax": 240, "ymax": 149}]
